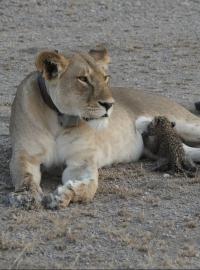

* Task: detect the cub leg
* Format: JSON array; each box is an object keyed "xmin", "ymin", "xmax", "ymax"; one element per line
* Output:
[
  {"xmin": 151, "ymin": 158, "xmax": 169, "ymax": 172},
  {"xmin": 43, "ymin": 155, "xmax": 98, "ymax": 209},
  {"xmin": 9, "ymin": 152, "xmax": 42, "ymax": 207},
  {"xmin": 143, "ymin": 148, "xmax": 158, "ymax": 160},
  {"xmin": 142, "ymin": 133, "xmax": 159, "ymax": 160}
]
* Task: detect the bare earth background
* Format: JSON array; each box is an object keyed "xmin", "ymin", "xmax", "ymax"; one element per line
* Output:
[{"xmin": 1, "ymin": 0, "xmax": 200, "ymax": 269}]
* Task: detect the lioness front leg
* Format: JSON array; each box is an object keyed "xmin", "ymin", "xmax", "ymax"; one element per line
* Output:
[
  {"xmin": 43, "ymin": 157, "xmax": 98, "ymax": 209},
  {"xmin": 9, "ymin": 152, "xmax": 43, "ymax": 208}
]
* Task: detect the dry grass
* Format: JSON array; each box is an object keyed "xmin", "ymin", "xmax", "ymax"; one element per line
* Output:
[
  {"xmin": 98, "ymin": 183, "xmax": 143, "ymax": 199},
  {"xmin": 142, "ymin": 195, "xmax": 161, "ymax": 206},
  {"xmin": 104, "ymin": 226, "xmax": 153, "ymax": 255},
  {"xmin": 117, "ymin": 208, "xmax": 132, "ymax": 219},
  {"xmin": 0, "ymin": 233, "xmax": 26, "ymax": 251},
  {"xmin": 79, "ymin": 210, "xmax": 98, "ymax": 218},
  {"xmin": 10, "ymin": 211, "xmax": 42, "ymax": 230},
  {"xmin": 162, "ymin": 220, "xmax": 176, "ymax": 228},
  {"xmin": 44, "ymin": 216, "xmax": 77, "ymax": 243},
  {"xmin": 179, "ymin": 244, "xmax": 198, "ymax": 258},
  {"xmin": 99, "ymin": 162, "xmax": 145, "ymax": 181},
  {"xmin": 137, "ymin": 244, "xmax": 149, "ymax": 253},
  {"xmin": 9, "ymin": 243, "xmax": 33, "ymax": 269},
  {"xmin": 106, "ymin": 228, "xmax": 137, "ymax": 247},
  {"xmin": 137, "ymin": 210, "xmax": 145, "ymax": 223},
  {"xmin": 161, "ymin": 257, "xmax": 178, "ymax": 269},
  {"xmin": 185, "ymin": 220, "xmax": 198, "ymax": 229},
  {"xmin": 187, "ymin": 176, "xmax": 200, "ymax": 185}
]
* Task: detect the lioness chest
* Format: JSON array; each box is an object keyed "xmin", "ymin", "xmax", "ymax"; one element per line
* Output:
[{"xmin": 40, "ymin": 124, "xmax": 95, "ymax": 168}]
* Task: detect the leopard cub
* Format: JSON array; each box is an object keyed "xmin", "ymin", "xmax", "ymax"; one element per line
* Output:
[{"xmin": 143, "ymin": 116, "xmax": 196, "ymax": 176}]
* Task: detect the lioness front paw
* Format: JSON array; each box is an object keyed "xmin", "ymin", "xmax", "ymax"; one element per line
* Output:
[{"xmin": 6, "ymin": 190, "xmax": 43, "ymax": 210}]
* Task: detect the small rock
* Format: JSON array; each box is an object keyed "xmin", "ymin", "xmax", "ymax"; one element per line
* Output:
[{"xmin": 163, "ymin": 173, "xmax": 170, "ymax": 178}]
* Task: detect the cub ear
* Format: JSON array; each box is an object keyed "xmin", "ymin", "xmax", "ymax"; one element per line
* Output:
[
  {"xmin": 35, "ymin": 50, "xmax": 69, "ymax": 80},
  {"xmin": 171, "ymin": 121, "xmax": 176, "ymax": 128},
  {"xmin": 89, "ymin": 46, "xmax": 110, "ymax": 71},
  {"xmin": 154, "ymin": 117, "xmax": 160, "ymax": 125}
]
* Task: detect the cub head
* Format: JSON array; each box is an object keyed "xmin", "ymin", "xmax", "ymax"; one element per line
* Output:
[
  {"xmin": 147, "ymin": 116, "xmax": 176, "ymax": 135},
  {"xmin": 35, "ymin": 47, "xmax": 114, "ymax": 129}
]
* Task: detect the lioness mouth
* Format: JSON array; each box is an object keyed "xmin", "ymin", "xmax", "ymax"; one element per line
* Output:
[{"xmin": 83, "ymin": 114, "xmax": 108, "ymax": 122}]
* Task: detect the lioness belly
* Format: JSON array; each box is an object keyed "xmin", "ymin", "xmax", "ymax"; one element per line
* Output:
[{"xmin": 96, "ymin": 129, "xmax": 143, "ymax": 168}]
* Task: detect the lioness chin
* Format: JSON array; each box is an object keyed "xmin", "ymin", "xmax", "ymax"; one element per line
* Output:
[{"xmin": 9, "ymin": 47, "xmax": 200, "ymax": 209}]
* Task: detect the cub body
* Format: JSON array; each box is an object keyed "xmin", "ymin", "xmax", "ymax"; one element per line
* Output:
[{"xmin": 145, "ymin": 116, "xmax": 196, "ymax": 175}]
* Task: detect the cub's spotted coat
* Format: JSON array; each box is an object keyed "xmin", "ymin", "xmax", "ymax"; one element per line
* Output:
[{"xmin": 145, "ymin": 116, "xmax": 196, "ymax": 175}]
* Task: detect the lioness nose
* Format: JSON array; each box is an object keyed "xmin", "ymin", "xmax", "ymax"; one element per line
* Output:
[{"xmin": 98, "ymin": 101, "xmax": 113, "ymax": 111}]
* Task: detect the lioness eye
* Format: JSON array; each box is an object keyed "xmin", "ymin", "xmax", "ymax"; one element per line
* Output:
[{"xmin": 77, "ymin": 76, "xmax": 89, "ymax": 84}]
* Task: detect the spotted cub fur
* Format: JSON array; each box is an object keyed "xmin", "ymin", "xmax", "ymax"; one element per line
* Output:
[{"xmin": 145, "ymin": 116, "xmax": 196, "ymax": 175}]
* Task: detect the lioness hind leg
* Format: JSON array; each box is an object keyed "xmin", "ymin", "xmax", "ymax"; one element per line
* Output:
[
  {"xmin": 9, "ymin": 153, "xmax": 42, "ymax": 208},
  {"xmin": 175, "ymin": 120, "xmax": 200, "ymax": 146},
  {"xmin": 43, "ymin": 157, "xmax": 98, "ymax": 209},
  {"xmin": 183, "ymin": 144, "xmax": 200, "ymax": 163},
  {"xmin": 182, "ymin": 155, "xmax": 197, "ymax": 172}
]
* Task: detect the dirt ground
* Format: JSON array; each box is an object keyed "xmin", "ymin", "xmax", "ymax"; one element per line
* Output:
[{"xmin": 1, "ymin": 0, "xmax": 200, "ymax": 269}]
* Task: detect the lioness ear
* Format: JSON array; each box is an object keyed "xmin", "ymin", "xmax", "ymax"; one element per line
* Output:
[
  {"xmin": 89, "ymin": 46, "xmax": 110, "ymax": 71},
  {"xmin": 35, "ymin": 50, "xmax": 69, "ymax": 80}
]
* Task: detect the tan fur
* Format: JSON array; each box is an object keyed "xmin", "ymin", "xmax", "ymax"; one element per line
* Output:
[
  {"xmin": 35, "ymin": 50, "xmax": 69, "ymax": 80},
  {"xmin": 89, "ymin": 46, "xmax": 110, "ymax": 71},
  {"xmin": 9, "ymin": 48, "xmax": 200, "ymax": 208}
]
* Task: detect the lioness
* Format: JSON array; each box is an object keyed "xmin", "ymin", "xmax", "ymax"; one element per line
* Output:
[{"xmin": 9, "ymin": 47, "xmax": 200, "ymax": 209}]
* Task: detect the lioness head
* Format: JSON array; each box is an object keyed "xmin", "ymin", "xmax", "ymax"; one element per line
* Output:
[{"xmin": 35, "ymin": 47, "xmax": 114, "ymax": 128}]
